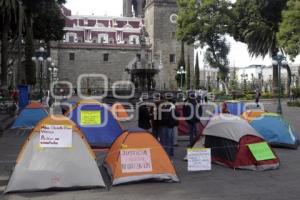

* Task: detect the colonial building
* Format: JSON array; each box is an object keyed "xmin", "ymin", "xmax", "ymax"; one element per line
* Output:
[{"xmin": 50, "ymin": 1, "xmax": 194, "ymax": 91}]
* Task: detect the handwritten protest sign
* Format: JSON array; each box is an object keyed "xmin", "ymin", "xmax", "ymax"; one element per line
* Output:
[
  {"xmin": 248, "ymin": 142, "xmax": 276, "ymax": 161},
  {"xmin": 80, "ymin": 110, "xmax": 101, "ymax": 126},
  {"xmin": 40, "ymin": 125, "xmax": 72, "ymax": 148},
  {"xmin": 120, "ymin": 148, "xmax": 152, "ymax": 173},
  {"xmin": 187, "ymin": 148, "xmax": 211, "ymax": 171}
]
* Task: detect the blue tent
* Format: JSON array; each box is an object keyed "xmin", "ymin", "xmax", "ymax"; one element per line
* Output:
[
  {"xmin": 215, "ymin": 101, "xmax": 246, "ymax": 116},
  {"xmin": 11, "ymin": 102, "xmax": 48, "ymax": 129},
  {"xmin": 250, "ymin": 113, "xmax": 299, "ymax": 149},
  {"xmin": 68, "ymin": 100, "xmax": 123, "ymax": 148}
]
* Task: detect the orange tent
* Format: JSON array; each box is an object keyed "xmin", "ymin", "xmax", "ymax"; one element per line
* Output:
[
  {"xmin": 111, "ymin": 103, "xmax": 129, "ymax": 120},
  {"xmin": 104, "ymin": 130, "xmax": 179, "ymax": 185},
  {"xmin": 241, "ymin": 110, "xmax": 266, "ymax": 122}
]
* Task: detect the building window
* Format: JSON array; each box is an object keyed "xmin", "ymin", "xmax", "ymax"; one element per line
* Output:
[
  {"xmin": 171, "ymin": 32, "xmax": 176, "ymax": 39},
  {"xmin": 169, "ymin": 54, "xmax": 175, "ymax": 63},
  {"xmin": 103, "ymin": 53, "xmax": 109, "ymax": 61},
  {"xmin": 129, "ymin": 35, "xmax": 140, "ymax": 45},
  {"xmin": 98, "ymin": 34, "xmax": 109, "ymax": 44},
  {"xmin": 69, "ymin": 53, "xmax": 75, "ymax": 61}
]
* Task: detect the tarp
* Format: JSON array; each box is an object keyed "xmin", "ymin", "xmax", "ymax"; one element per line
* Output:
[
  {"xmin": 104, "ymin": 130, "xmax": 179, "ymax": 185},
  {"xmin": 18, "ymin": 85, "xmax": 29, "ymax": 110},
  {"xmin": 5, "ymin": 115, "xmax": 105, "ymax": 193},
  {"xmin": 250, "ymin": 113, "xmax": 299, "ymax": 149},
  {"xmin": 216, "ymin": 101, "xmax": 246, "ymax": 116},
  {"xmin": 111, "ymin": 103, "xmax": 129, "ymax": 120},
  {"xmin": 11, "ymin": 102, "xmax": 48, "ymax": 129},
  {"xmin": 67, "ymin": 99, "xmax": 123, "ymax": 148}
]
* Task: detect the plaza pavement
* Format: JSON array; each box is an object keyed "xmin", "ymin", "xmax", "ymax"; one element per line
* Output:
[{"xmin": 0, "ymin": 100, "xmax": 300, "ymax": 200}]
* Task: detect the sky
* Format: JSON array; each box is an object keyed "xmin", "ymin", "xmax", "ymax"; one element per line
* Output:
[{"xmin": 65, "ymin": 0, "xmax": 123, "ymax": 16}]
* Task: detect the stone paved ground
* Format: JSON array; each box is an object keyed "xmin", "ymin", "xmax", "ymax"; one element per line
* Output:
[{"xmin": 0, "ymin": 100, "xmax": 299, "ymax": 200}]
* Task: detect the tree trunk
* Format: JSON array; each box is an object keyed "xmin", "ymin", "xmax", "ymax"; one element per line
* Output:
[
  {"xmin": 285, "ymin": 64, "xmax": 292, "ymax": 96},
  {"xmin": 24, "ymin": 11, "xmax": 36, "ymax": 86},
  {"xmin": 0, "ymin": 19, "xmax": 10, "ymax": 88}
]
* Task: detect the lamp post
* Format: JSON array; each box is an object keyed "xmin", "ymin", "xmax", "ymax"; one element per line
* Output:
[
  {"xmin": 48, "ymin": 62, "xmax": 58, "ymax": 87},
  {"xmin": 241, "ymin": 72, "xmax": 248, "ymax": 93},
  {"xmin": 272, "ymin": 51, "xmax": 288, "ymax": 115},
  {"xmin": 32, "ymin": 47, "xmax": 52, "ymax": 102},
  {"xmin": 177, "ymin": 66, "xmax": 186, "ymax": 91}
]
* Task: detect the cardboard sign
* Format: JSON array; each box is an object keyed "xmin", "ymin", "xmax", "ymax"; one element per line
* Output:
[
  {"xmin": 187, "ymin": 148, "xmax": 211, "ymax": 171},
  {"xmin": 120, "ymin": 148, "xmax": 153, "ymax": 173},
  {"xmin": 248, "ymin": 142, "xmax": 276, "ymax": 161},
  {"xmin": 40, "ymin": 125, "xmax": 72, "ymax": 148},
  {"xmin": 80, "ymin": 110, "xmax": 101, "ymax": 126}
]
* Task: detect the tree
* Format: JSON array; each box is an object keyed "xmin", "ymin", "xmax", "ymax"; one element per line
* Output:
[
  {"xmin": 186, "ymin": 53, "xmax": 191, "ymax": 90},
  {"xmin": 0, "ymin": 0, "xmax": 18, "ymax": 88},
  {"xmin": 33, "ymin": 0, "xmax": 66, "ymax": 55},
  {"xmin": 194, "ymin": 53, "xmax": 200, "ymax": 89},
  {"xmin": 22, "ymin": 0, "xmax": 66, "ymax": 85},
  {"xmin": 177, "ymin": 0, "xmax": 231, "ymax": 82},
  {"xmin": 277, "ymin": 0, "xmax": 300, "ymax": 60},
  {"xmin": 231, "ymin": 0, "xmax": 290, "ymax": 93}
]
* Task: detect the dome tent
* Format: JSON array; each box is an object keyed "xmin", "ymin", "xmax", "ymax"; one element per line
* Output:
[
  {"xmin": 5, "ymin": 115, "xmax": 105, "ymax": 193},
  {"xmin": 193, "ymin": 114, "xmax": 280, "ymax": 170},
  {"xmin": 104, "ymin": 129, "xmax": 179, "ymax": 186}
]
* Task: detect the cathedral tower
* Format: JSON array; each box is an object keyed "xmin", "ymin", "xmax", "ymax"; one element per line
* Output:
[
  {"xmin": 144, "ymin": 0, "xmax": 194, "ymax": 90},
  {"xmin": 123, "ymin": 0, "xmax": 146, "ymax": 17}
]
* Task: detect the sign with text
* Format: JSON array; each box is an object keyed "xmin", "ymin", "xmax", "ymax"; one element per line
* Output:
[
  {"xmin": 80, "ymin": 110, "xmax": 101, "ymax": 126},
  {"xmin": 120, "ymin": 148, "xmax": 153, "ymax": 173},
  {"xmin": 187, "ymin": 148, "xmax": 211, "ymax": 171},
  {"xmin": 40, "ymin": 125, "xmax": 72, "ymax": 148},
  {"xmin": 248, "ymin": 142, "xmax": 276, "ymax": 161}
]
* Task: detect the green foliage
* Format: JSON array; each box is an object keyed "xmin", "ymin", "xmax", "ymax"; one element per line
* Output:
[
  {"xmin": 287, "ymin": 101, "xmax": 300, "ymax": 107},
  {"xmin": 277, "ymin": 0, "xmax": 300, "ymax": 60},
  {"xmin": 33, "ymin": 1, "xmax": 66, "ymax": 43},
  {"xmin": 261, "ymin": 92, "xmax": 274, "ymax": 99},
  {"xmin": 194, "ymin": 53, "xmax": 200, "ymax": 89},
  {"xmin": 291, "ymin": 87, "xmax": 300, "ymax": 98},
  {"xmin": 176, "ymin": 0, "xmax": 231, "ymax": 81},
  {"xmin": 229, "ymin": 66, "xmax": 238, "ymax": 90}
]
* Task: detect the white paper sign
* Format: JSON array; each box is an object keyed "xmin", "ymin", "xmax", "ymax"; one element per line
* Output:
[
  {"xmin": 187, "ymin": 148, "xmax": 211, "ymax": 171},
  {"xmin": 40, "ymin": 125, "xmax": 72, "ymax": 148},
  {"xmin": 120, "ymin": 148, "xmax": 152, "ymax": 173}
]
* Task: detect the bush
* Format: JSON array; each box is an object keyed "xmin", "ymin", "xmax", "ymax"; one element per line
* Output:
[
  {"xmin": 261, "ymin": 92, "xmax": 274, "ymax": 99},
  {"xmin": 287, "ymin": 101, "xmax": 300, "ymax": 107},
  {"xmin": 291, "ymin": 87, "xmax": 300, "ymax": 99}
]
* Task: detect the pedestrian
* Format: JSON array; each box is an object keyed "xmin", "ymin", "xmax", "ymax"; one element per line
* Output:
[
  {"xmin": 255, "ymin": 89, "xmax": 261, "ymax": 108},
  {"xmin": 138, "ymin": 98, "xmax": 152, "ymax": 132},
  {"xmin": 159, "ymin": 97, "xmax": 178, "ymax": 156},
  {"xmin": 60, "ymin": 97, "xmax": 68, "ymax": 115},
  {"xmin": 151, "ymin": 94, "xmax": 163, "ymax": 140},
  {"xmin": 172, "ymin": 98, "xmax": 179, "ymax": 146},
  {"xmin": 183, "ymin": 91, "xmax": 202, "ymax": 147}
]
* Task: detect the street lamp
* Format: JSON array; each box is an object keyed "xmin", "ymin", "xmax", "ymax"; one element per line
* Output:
[
  {"xmin": 32, "ymin": 47, "xmax": 52, "ymax": 102},
  {"xmin": 272, "ymin": 51, "xmax": 288, "ymax": 115},
  {"xmin": 177, "ymin": 66, "xmax": 186, "ymax": 91},
  {"xmin": 241, "ymin": 72, "xmax": 248, "ymax": 93},
  {"xmin": 48, "ymin": 62, "xmax": 58, "ymax": 86}
]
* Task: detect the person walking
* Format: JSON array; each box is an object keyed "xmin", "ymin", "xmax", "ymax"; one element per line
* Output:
[
  {"xmin": 159, "ymin": 97, "xmax": 178, "ymax": 157},
  {"xmin": 138, "ymin": 99, "xmax": 152, "ymax": 132},
  {"xmin": 183, "ymin": 92, "xmax": 202, "ymax": 147},
  {"xmin": 255, "ymin": 89, "xmax": 261, "ymax": 108}
]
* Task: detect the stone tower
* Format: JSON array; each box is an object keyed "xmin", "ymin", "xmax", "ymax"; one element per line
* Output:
[
  {"xmin": 123, "ymin": 0, "xmax": 146, "ymax": 17},
  {"xmin": 144, "ymin": 0, "xmax": 194, "ymax": 90}
]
